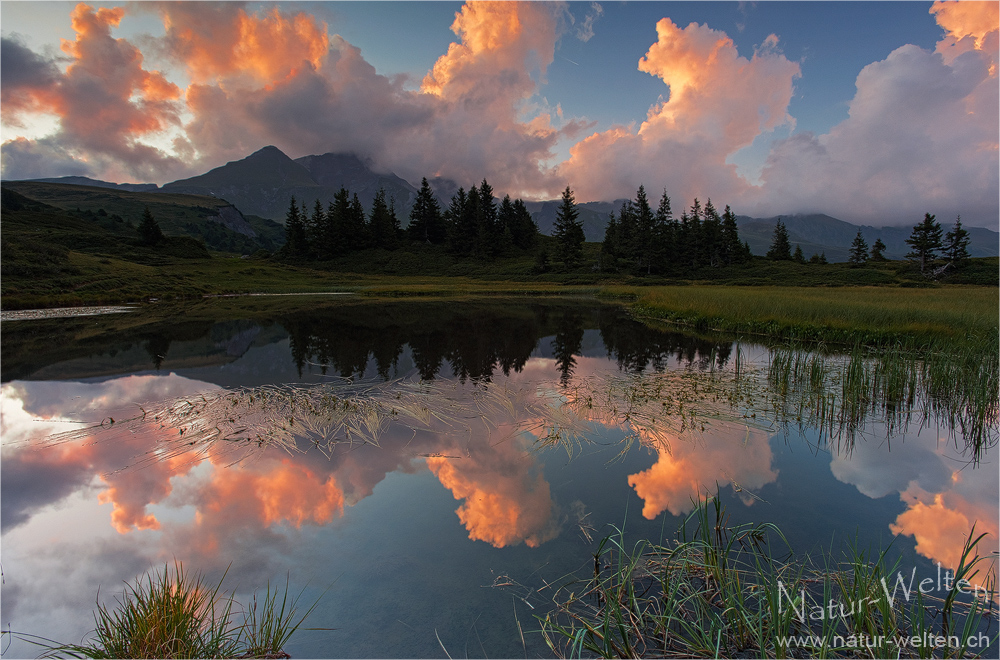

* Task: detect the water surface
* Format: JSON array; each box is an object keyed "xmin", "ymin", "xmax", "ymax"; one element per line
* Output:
[{"xmin": 1, "ymin": 297, "xmax": 995, "ymax": 658}]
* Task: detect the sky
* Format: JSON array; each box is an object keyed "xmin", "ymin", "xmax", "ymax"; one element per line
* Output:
[{"xmin": 1, "ymin": 1, "xmax": 997, "ymax": 227}]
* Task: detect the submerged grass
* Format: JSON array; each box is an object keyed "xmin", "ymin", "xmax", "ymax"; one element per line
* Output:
[
  {"xmin": 535, "ymin": 496, "xmax": 998, "ymax": 659},
  {"xmin": 7, "ymin": 562, "xmax": 322, "ymax": 659}
]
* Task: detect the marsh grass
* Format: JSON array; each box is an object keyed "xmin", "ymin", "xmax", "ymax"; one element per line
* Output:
[
  {"xmin": 534, "ymin": 497, "xmax": 998, "ymax": 659},
  {"xmin": 7, "ymin": 562, "xmax": 322, "ymax": 659}
]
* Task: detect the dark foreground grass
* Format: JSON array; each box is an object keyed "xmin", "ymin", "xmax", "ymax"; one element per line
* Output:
[
  {"xmin": 5, "ymin": 562, "xmax": 322, "ymax": 659},
  {"xmin": 536, "ymin": 497, "xmax": 998, "ymax": 659}
]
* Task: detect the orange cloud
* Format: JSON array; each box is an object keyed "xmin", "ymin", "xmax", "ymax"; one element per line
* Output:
[
  {"xmin": 159, "ymin": 4, "xmax": 329, "ymax": 85},
  {"xmin": 931, "ymin": 0, "xmax": 999, "ymax": 67},
  {"xmin": 889, "ymin": 467, "xmax": 998, "ymax": 585},
  {"xmin": 427, "ymin": 440, "xmax": 558, "ymax": 548},
  {"xmin": 627, "ymin": 426, "xmax": 776, "ymax": 519},
  {"xmin": 558, "ymin": 18, "xmax": 799, "ymax": 203},
  {"xmin": 422, "ymin": 1, "xmax": 555, "ymax": 99}
]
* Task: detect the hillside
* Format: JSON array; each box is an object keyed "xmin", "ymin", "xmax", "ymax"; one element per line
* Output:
[{"xmin": 2, "ymin": 181, "xmax": 284, "ymax": 254}]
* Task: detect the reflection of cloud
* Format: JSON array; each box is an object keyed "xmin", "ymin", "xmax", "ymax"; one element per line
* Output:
[
  {"xmin": 427, "ymin": 433, "xmax": 559, "ymax": 548},
  {"xmin": 829, "ymin": 426, "xmax": 998, "ymax": 577},
  {"xmin": 627, "ymin": 426, "xmax": 777, "ymax": 518}
]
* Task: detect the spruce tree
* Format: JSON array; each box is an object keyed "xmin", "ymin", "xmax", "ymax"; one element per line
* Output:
[
  {"xmin": 138, "ymin": 206, "xmax": 164, "ymax": 246},
  {"xmin": 283, "ymin": 196, "xmax": 308, "ymax": 257},
  {"xmin": 870, "ymin": 238, "xmax": 887, "ymax": 261},
  {"xmin": 510, "ymin": 198, "xmax": 538, "ymax": 250},
  {"xmin": 942, "ymin": 215, "xmax": 970, "ymax": 268},
  {"xmin": 848, "ymin": 230, "xmax": 869, "ymax": 266},
  {"xmin": 553, "ymin": 186, "xmax": 585, "ymax": 269},
  {"xmin": 407, "ymin": 178, "xmax": 445, "ymax": 244},
  {"xmin": 702, "ymin": 199, "xmax": 722, "ymax": 267},
  {"xmin": 793, "ymin": 244, "xmax": 805, "ymax": 263},
  {"xmin": 634, "ymin": 185, "xmax": 655, "ymax": 273},
  {"xmin": 766, "ymin": 219, "xmax": 792, "ymax": 260},
  {"xmin": 720, "ymin": 205, "xmax": 743, "ymax": 265},
  {"xmin": 905, "ymin": 213, "xmax": 943, "ymax": 275},
  {"xmin": 369, "ymin": 188, "xmax": 398, "ymax": 249}
]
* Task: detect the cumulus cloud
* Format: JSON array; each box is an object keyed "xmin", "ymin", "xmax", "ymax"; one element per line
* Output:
[
  {"xmin": 627, "ymin": 425, "xmax": 777, "ymax": 519},
  {"xmin": 558, "ymin": 19, "xmax": 800, "ymax": 205},
  {"xmin": 1, "ymin": 3, "xmax": 186, "ymax": 181},
  {"xmin": 752, "ymin": 1, "xmax": 998, "ymax": 226},
  {"xmin": 0, "ymin": 36, "xmax": 62, "ymax": 125}
]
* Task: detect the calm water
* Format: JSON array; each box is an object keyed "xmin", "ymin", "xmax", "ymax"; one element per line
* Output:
[{"xmin": 1, "ymin": 297, "xmax": 996, "ymax": 658}]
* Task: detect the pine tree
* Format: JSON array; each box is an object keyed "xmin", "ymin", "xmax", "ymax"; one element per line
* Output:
[
  {"xmin": 870, "ymin": 238, "xmax": 887, "ymax": 261},
  {"xmin": 720, "ymin": 205, "xmax": 743, "ymax": 265},
  {"xmin": 848, "ymin": 230, "xmax": 869, "ymax": 266},
  {"xmin": 634, "ymin": 185, "xmax": 655, "ymax": 273},
  {"xmin": 369, "ymin": 188, "xmax": 398, "ymax": 249},
  {"xmin": 766, "ymin": 219, "xmax": 792, "ymax": 260},
  {"xmin": 283, "ymin": 196, "xmax": 308, "ymax": 257},
  {"xmin": 654, "ymin": 190, "xmax": 675, "ymax": 274},
  {"xmin": 307, "ymin": 199, "xmax": 324, "ymax": 258},
  {"xmin": 793, "ymin": 244, "xmax": 805, "ymax": 263},
  {"xmin": 407, "ymin": 177, "xmax": 445, "ymax": 244},
  {"xmin": 553, "ymin": 186, "xmax": 585, "ymax": 269},
  {"xmin": 702, "ymin": 199, "xmax": 723, "ymax": 267},
  {"xmin": 510, "ymin": 198, "xmax": 538, "ymax": 250},
  {"xmin": 942, "ymin": 215, "xmax": 970, "ymax": 268},
  {"xmin": 138, "ymin": 206, "xmax": 164, "ymax": 246},
  {"xmin": 347, "ymin": 193, "xmax": 368, "ymax": 250},
  {"xmin": 601, "ymin": 210, "xmax": 620, "ymax": 272},
  {"xmin": 905, "ymin": 213, "xmax": 943, "ymax": 275}
]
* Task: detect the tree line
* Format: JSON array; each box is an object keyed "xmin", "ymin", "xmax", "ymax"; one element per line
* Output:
[
  {"xmin": 599, "ymin": 186, "xmax": 753, "ymax": 275},
  {"xmin": 278, "ymin": 177, "xmax": 539, "ymax": 261}
]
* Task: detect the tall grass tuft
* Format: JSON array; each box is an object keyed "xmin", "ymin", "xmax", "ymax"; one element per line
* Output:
[
  {"xmin": 534, "ymin": 496, "xmax": 998, "ymax": 659},
  {"xmin": 9, "ymin": 562, "xmax": 321, "ymax": 659}
]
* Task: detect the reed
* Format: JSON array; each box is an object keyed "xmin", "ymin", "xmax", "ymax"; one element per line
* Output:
[{"xmin": 534, "ymin": 496, "xmax": 998, "ymax": 659}]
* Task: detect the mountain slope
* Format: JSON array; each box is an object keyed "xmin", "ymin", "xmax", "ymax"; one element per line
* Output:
[
  {"xmin": 2, "ymin": 181, "xmax": 284, "ymax": 253},
  {"xmin": 295, "ymin": 152, "xmax": 417, "ymax": 214}
]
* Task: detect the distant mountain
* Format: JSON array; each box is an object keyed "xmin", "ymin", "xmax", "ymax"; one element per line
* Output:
[
  {"xmin": 739, "ymin": 214, "xmax": 999, "ymax": 262},
  {"xmin": 528, "ymin": 200, "xmax": 625, "ymax": 242},
  {"xmin": 161, "ymin": 146, "xmax": 419, "ymax": 222},
  {"xmin": 295, "ymin": 152, "xmax": 417, "ymax": 214},
  {"xmin": 21, "ymin": 175, "xmax": 159, "ymax": 192}
]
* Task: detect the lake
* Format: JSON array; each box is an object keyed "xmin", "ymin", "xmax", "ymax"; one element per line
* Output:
[{"xmin": 1, "ymin": 296, "xmax": 996, "ymax": 658}]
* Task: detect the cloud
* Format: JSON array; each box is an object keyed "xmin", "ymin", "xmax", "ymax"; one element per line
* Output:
[
  {"xmin": 427, "ymin": 433, "xmax": 560, "ymax": 548},
  {"xmin": 156, "ymin": 2, "xmax": 329, "ymax": 85},
  {"xmin": 627, "ymin": 425, "xmax": 777, "ymax": 519},
  {"xmin": 557, "ymin": 19, "xmax": 800, "ymax": 205},
  {"xmin": 0, "ymin": 36, "xmax": 62, "ymax": 125},
  {"xmin": 752, "ymin": 2, "xmax": 998, "ymax": 226},
  {"xmin": 575, "ymin": 2, "xmax": 604, "ymax": 43},
  {"xmin": 1, "ymin": 3, "xmax": 186, "ymax": 182}
]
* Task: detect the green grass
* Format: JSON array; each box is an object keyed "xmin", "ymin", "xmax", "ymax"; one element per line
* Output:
[
  {"xmin": 614, "ymin": 285, "xmax": 998, "ymax": 351},
  {"xmin": 6, "ymin": 562, "xmax": 322, "ymax": 659},
  {"xmin": 536, "ymin": 496, "xmax": 998, "ymax": 659}
]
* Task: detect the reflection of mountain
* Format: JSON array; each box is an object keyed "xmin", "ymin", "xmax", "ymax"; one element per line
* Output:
[{"xmin": 2, "ymin": 316, "xmax": 281, "ymax": 381}]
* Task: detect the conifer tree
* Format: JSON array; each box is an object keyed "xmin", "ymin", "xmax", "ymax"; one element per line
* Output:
[
  {"xmin": 138, "ymin": 206, "xmax": 164, "ymax": 246},
  {"xmin": 510, "ymin": 198, "xmax": 538, "ymax": 250},
  {"xmin": 702, "ymin": 199, "xmax": 723, "ymax": 267},
  {"xmin": 347, "ymin": 193, "xmax": 368, "ymax": 250},
  {"xmin": 848, "ymin": 230, "xmax": 869, "ymax": 266},
  {"xmin": 942, "ymin": 215, "xmax": 970, "ymax": 268},
  {"xmin": 368, "ymin": 188, "xmax": 398, "ymax": 249},
  {"xmin": 553, "ymin": 186, "xmax": 585, "ymax": 269},
  {"xmin": 870, "ymin": 238, "xmax": 887, "ymax": 261},
  {"xmin": 407, "ymin": 178, "xmax": 445, "ymax": 244},
  {"xmin": 905, "ymin": 213, "xmax": 943, "ymax": 275},
  {"xmin": 654, "ymin": 190, "xmax": 675, "ymax": 274},
  {"xmin": 793, "ymin": 244, "xmax": 805, "ymax": 263},
  {"xmin": 601, "ymin": 210, "xmax": 620, "ymax": 272},
  {"xmin": 283, "ymin": 196, "xmax": 308, "ymax": 257},
  {"xmin": 634, "ymin": 185, "xmax": 655, "ymax": 273},
  {"xmin": 767, "ymin": 219, "xmax": 792, "ymax": 260},
  {"xmin": 720, "ymin": 206, "xmax": 744, "ymax": 265}
]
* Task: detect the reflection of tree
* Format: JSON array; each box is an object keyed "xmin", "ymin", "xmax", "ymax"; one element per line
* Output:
[
  {"xmin": 145, "ymin": 334, "xmax": 172, "ymax": 371},
  {"xmin": 598, "ymin": 307, "xmax": 732, "ymax": 374},
  {"xmin": 278, "ymin": 302, "xmax": 544, "ymax": 382},
  {"xmin": 552, "ymin": 311, "xmax": 585, "ymax": 385}
]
